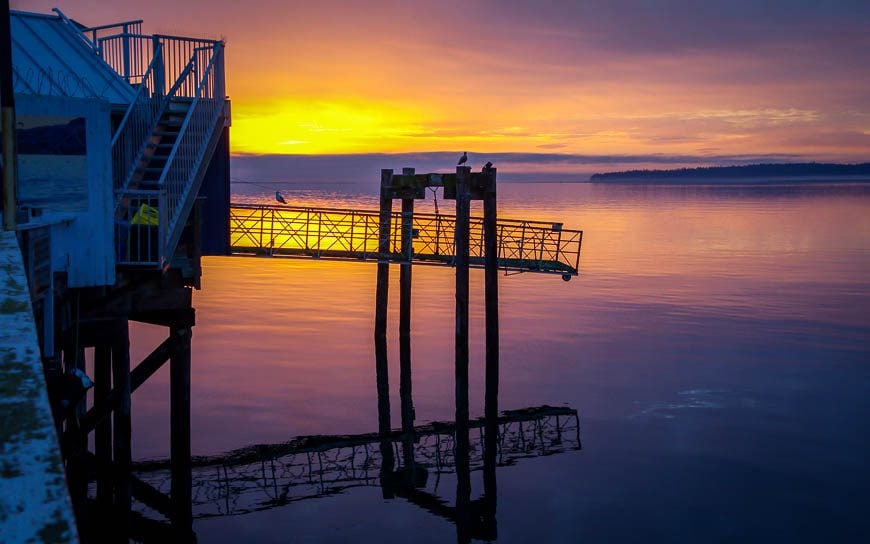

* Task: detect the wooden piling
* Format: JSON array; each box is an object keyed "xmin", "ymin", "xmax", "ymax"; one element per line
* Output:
[
  {"xmin": 483, "ymin": 167, "xmax": 499, "ymax": 422},
  {"xmin": 454, "ymin": 166, "xmax": 471, "ymax": 512},
  {"xmin": 170, "ymin": 325, "xmax": 193, "ymax": 534},
  {"xmin": 1, "ymin": 0, "xmax": 18, "ymax": 231},
  {"xmin": 374, "ymin": 169, "xmax": 393, "ymax": 339},
  {"xmin": 482, "ymin": 166, "xmax": 499, "ymax": 539},
  {"xmin": 94, "ymin": 344, "xmax": 113, "ymax": 509},
  {"xmin": 111, "ymin": 319, "xmax": 131, "ymax": 540},
  {"xmin": 399, "ymin": 168, "xmax": 415, "ymax": 434}
]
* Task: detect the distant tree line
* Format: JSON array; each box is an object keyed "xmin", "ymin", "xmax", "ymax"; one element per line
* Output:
[{"xmin": 590, "ymin": 162, "xmax": 870, "ymax": 181}]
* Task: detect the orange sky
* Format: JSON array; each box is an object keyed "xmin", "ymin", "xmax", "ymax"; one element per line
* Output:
[{"xmin": 14, "ymin": 1, "xmax": 870, "ymax": 162}]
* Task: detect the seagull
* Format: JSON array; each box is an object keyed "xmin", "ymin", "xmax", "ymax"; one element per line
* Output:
[
  {"xmin": 275, "ymin": 190, "xmax": 287, "ymax": 204},
  {"xmin": 482, "ymin": 161, "xmax": 493, "ymax": 172},
  {"xmin": 457, "ymin": 152, "xmax": 468, "ymax": 166}
]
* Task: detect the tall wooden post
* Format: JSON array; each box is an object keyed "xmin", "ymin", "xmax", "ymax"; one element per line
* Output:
[
  {"xmin": 111, "ymin": 319, "xmax": 132, "ymax": 541},
  {"xmin": 1, "ymin": 0, "xmax": 18, "ymax": 230},
  {"xmin": 375, "ymin": 169, "xmax": 393, "ymax": 339},
  {"xmin": 455, "ymin": 415, "xmax": 472, "ymax": 544},
  {"xmin": 61, "ymin": 337, "xmax": 87, "ymax": 521},
  {"xmin": 170, "ymin": 325, "xmax": 193, "ymax": 535},
  {"xmin": 454, "ymin": 166, "xmax": 471, "ymax": 532},
  {"xmin": 94, "ymin": 344, "xmax": 113, "ymax": 509},
  {"xmin": 375, "ymin": 169, "xmax": 393, "ymax": 436},
  {"xmin": 399, "ymin": 167, "xmax": 415, "ymax": 435},
  {"xmin": 375, "ymin": 333, "xmax": 396, "ymax": 498},
  {"xmin": 482, "ymin": 166, "xmax": 499, "ymax": 538}
]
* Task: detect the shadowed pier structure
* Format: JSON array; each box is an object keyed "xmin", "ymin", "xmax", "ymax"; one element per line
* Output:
[{"xmin": 131, "ymin": 406, "xmax": 581, "ymax": 520}]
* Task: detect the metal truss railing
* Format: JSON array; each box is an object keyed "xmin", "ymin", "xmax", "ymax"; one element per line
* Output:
[
  {"xmin": 132, "ymin": 407, "xmax": 580, "ymax": 519},
  {"xmin": 230, "ymin": 204, "xmax": 583, "ymax": 275}
]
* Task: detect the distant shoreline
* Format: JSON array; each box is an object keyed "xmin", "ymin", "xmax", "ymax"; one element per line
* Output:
[
  {"xmin": 587, "ymin": 175, "xmax": 870, "ymax": 184},
  {"xmin": 590, "ymin": 162, "xmax": 870, "ymax": 183}
]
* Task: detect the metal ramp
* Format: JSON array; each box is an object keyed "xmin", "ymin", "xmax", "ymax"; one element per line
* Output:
[{"xmin": 230, "ymin": 203, "xmax": 583, "ymax": 277}]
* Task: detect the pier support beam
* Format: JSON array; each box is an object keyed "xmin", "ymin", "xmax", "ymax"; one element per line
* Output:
[
  {"xmin": 399, "ymin": 167, "xmax": 415, "ymax": 435},
  {"xmin": 111, "ymin": 319, "xmax": 132, "ymax": 541},
  {"xmin": 170, "ymin": 324, "xmax": 193, "ymax": 536},
  {"xmin": 482, "ymin": 166, "xmax": 499, "ymax": 537},
  {"xmin": 454, "ymin": 166, "xmax": 471, "ymax": 534},
  {"xmin": 94, "ymin": 344, "xmax": 113, "ymax": 509},
  {"xmin": 375, "ymin": 169, "xmax": 393, "ymax": 436},
  {"xmin": 375, "ymin": 169, "xmax": 394, "ymax": 340}
]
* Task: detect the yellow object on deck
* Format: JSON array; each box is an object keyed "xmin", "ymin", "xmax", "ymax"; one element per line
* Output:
[{"xmin": 131, "ymin": 203, "xmax": 159, "ymax": 226}]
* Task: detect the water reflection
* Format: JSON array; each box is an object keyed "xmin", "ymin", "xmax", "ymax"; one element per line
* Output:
[{"xmin": 122, "ymin": 334, "xmax": 580, "ymax": 542}]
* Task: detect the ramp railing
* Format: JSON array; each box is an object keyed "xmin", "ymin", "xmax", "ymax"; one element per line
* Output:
[{"xmin": 230, "ymin": 204, "xmax": 583, "ymax": 275}]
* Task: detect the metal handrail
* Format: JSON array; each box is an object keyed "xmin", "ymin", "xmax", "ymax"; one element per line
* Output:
[
  {"xmin": 229, "ymin": 204, "xmax": 583, "ymax": 275},
  {"xmin": 156, "ymin": 42, "xmax": 225, "ymax": 265},
  {"xmin": 111, "ymin": 43, "xmax": 164, "ymax": 204},
  {"xmin": 231, "ymin": 203, "xmax": 566, "ymax": 230}
]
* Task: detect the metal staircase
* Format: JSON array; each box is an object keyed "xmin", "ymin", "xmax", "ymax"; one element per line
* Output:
[{"xmin": 56, "ymin": 10, "xmax": 228, "ymax": 267}]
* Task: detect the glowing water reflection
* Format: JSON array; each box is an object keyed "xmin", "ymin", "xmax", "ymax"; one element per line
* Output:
[{"xmin": 130, "ymin": 182, "xmax": 870, "ymax": 542}]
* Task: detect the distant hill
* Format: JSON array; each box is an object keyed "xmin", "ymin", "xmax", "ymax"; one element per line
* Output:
[{"xmin": 590, "ymin": 163, "xmax": 870, "ymax": 182}]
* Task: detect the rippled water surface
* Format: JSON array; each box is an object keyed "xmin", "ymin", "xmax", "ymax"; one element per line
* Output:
[{"xmin": 131, "ymin": 182, "xmax": 870, "ymax": 542}]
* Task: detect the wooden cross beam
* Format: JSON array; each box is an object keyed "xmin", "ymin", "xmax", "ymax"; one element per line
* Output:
[
  {"xmin": 76, "ymin": 329, "xmax": 186, "ymax": 435},
  {"xmin": 382, "ymin": 169, "xmax": 497, "ymax": 201}
]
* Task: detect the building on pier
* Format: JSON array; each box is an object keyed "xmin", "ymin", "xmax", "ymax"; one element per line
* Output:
[
  {"xmin": 7, "ymin": 7, "xmax": 231, "ymax": 353},
  {"xmin": 3, "ymin": 7, "xmax": 230, "ymax": 541}
]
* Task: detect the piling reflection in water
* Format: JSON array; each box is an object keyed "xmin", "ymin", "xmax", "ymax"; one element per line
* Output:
[{"xmin": 129, "ymin": 405, "xmax": 581, "ymax": 521}]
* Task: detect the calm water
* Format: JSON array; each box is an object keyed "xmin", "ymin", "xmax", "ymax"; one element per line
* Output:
[{"xmin": 130, "ymin": 182, "xmax": 870, "ymax": 543}]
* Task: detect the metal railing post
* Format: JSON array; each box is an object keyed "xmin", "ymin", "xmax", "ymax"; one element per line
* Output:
[
  {"xmin": 122, "ymin": 24, "xmax": 131, "ymax": 82},
  {"xmin": 153, "ymin": 36, "xmax": 165, "ymax": 96}
]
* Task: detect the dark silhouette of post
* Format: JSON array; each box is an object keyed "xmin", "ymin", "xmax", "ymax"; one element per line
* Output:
[
  {"xmin": 375, "ymin": 333, "xmax": 396, "ymax": 498},
  {"xmin": 399, "ymin": 167, "xmax": 415, "ymax": 435},
  {"xmin": 482, "ymin": 166, "xmax": 499, "ymax": 528},
  {"xmin": 454, "ymin": 166, "xmax": 471, "ymax": 544},
  {"xmin": 112, "ymin": 319, "xmax": 132, "ymax": 541},
  {"xmin": 375, "ymin": 169, "xmax": 393, "ymax": 437},
  {"xmin": 1, "ymin": 0, "xmax": 18, "ymax": 230},
  {"xmin": 170, "ymin": 325, "xmax": 193, "ymax": 535},
  {"xmin": 375, "ymin": 169, "xmax": 393, "ymax": 340},
  {"xmin": 94, "ymin": 344, "xmax": 113, "ymax": 509}
]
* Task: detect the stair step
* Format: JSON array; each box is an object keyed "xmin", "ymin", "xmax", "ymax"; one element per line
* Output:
[
  {"xmin": 135, "ymin": 167, "xmax": 165, "ymax": 174},
  {"xmin": 146, "ymin": 142, "xmax": 174, "ymax": 149},
  {"xmin": 153, "ymin": 130, "xmax": 179, "ymax": 137}
]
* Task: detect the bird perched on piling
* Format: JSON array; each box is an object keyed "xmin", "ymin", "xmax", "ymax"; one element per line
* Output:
[
  {"xmin": 275, "ymin": 190, "xmax": 287, "ymax": 204},
  {"xmin": 482, "ymin": 161, "xmax": 493, "ymax": 172},
  {"xmin": 457, "ymin": 152, "xmax": 468, "ymax": 166}
]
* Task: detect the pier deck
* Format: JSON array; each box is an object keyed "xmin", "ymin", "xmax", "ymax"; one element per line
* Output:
[
  {"xmin": 0, "ymin": 230, "xmax": 76, "ymax": 543},
  {"xmin": 230, "ymin": 203, "xmax": 583, "ymax": 276}
]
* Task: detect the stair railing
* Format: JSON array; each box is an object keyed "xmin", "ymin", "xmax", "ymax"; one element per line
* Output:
[
  {"xmin": 111, "ymin": 41, "xmax": 165, "ymax": 205},
  {"xmin": 155, "ymin": 42, "xmax": 226, "ymax": 265}
]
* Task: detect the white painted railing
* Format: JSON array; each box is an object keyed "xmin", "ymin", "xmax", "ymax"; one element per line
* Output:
[
  {"xmin": 59, "ymin": 14, "xmax": 226, "ymax": 267},
  {"xmin": 110, "ymin": 42, "xmax": 164, "ymax": 200},
  {"xmin": 157, "ymin": 42, "xmax": 226, "ymax": 266}
]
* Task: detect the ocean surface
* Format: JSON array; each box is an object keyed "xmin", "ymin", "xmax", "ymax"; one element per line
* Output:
[{"xmin": 129, "ymin": 181, "xmax": 870, "ymax": 543}]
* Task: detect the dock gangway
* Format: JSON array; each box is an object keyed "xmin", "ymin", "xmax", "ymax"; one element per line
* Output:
[{"xmin": 230, "ymin": 203, "xmax": 583, "ymax": 277}]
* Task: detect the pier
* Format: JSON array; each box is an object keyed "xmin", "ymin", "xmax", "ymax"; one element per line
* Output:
[{"xmin": 2, "ymin": 7, "xmax": 585, "ymax": 542}]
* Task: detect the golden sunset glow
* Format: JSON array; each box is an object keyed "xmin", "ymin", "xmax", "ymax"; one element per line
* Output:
[{"xmin": 18, "ymin": 0, "xmax": 870, "ymax": 165}]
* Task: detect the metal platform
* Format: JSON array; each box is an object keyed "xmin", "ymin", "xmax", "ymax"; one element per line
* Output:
[{"xmin": 230, "ymin": 203, "xmax": 583, "ymax": 276}]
